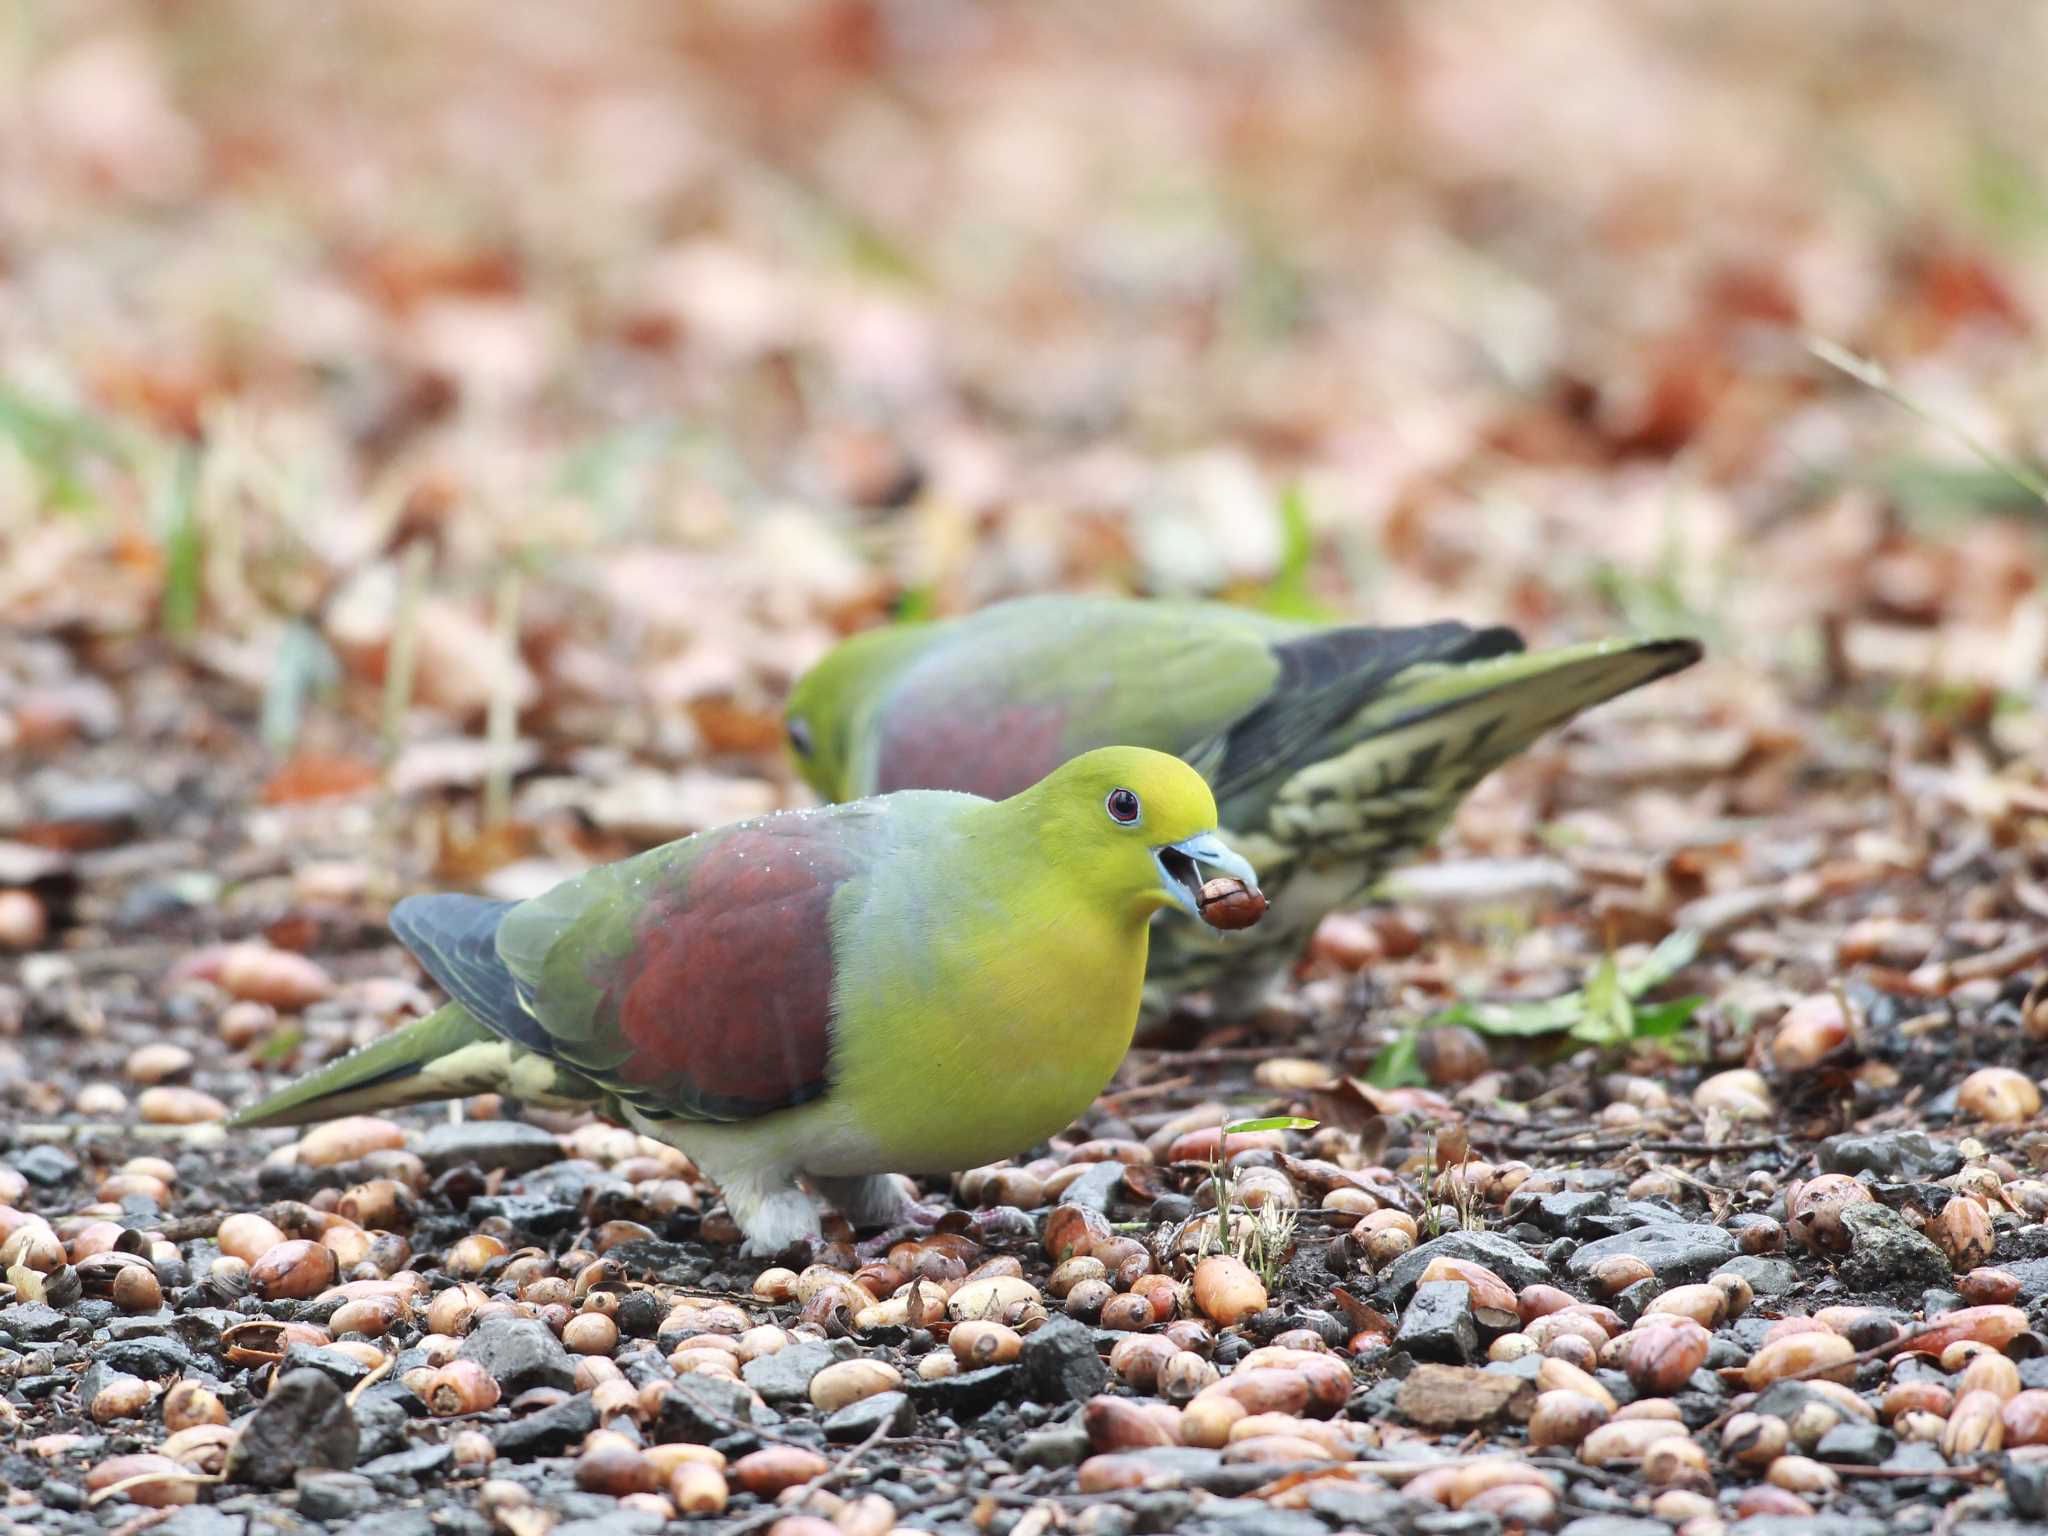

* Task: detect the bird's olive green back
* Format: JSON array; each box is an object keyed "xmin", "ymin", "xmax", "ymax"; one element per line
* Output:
[{"xmin": 787, "ymin": 596, "xmax": 1289, "ymax": 801}]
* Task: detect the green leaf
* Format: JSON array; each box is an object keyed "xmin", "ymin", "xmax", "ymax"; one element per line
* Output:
[
  {"xmin": 258, "ymin": 1024, "xmax": 304, "ymax": 1062},
  {"xmin": 1630, "ymin": 995, "xmax": 1704, "ymax": 1038},
  {"xmin": 1366, "ymin": 1025, "xmax": 1427, "ymax": 1088},
  {"xmin": 1420, "ymin": 929, "xmax": 1705, "ymax": 1047},
  {"xmin": 1224, "ymin": 1115, "xmax": 1320, "ymax": 1135},
  {"xmin": 1239, "ymin": 485, "xmax": 1340, "ymax": 623},
  {"xmin": 1619, "ymin": 929, "xmax": 1702, "ymax": 995},
  {"xmin": 157, "ymin": 447, "xmax": 203, "ymax": 637},
  {"xmin": 261, "ymin": 619, "xmax": 342, "ymax": 754}
]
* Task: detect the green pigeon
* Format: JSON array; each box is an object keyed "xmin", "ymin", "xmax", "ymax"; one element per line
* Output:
[
  {"xmin": 785, "ymin": 595, "xmax": 1700, "ymax": 1016},
  {"xmin": 229, "ymin": 747, "xmax": 1257, "ymax": 1254}
]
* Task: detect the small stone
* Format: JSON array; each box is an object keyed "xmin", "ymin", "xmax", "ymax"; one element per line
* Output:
[
  {"xmin": 225, "ymin": 1368, "xmax": 359, "ymax": 1487},
  {"xmin": 1305, "ymin": 1484, "xmax": 1420, "ymax": 1531},
  {"xmin": 1504, "ymin": 1189, "xmax": 1616, "ymax": 1236},
  {"xmin": 1837, "ymin": 1204, "xmax": 1953, "ymax": 1294},
  {"xmin": 413, "ymin": 1121, "xmax": 566, "ymax": 1176},
  {"xmin": 2008, "ymin": 1452, "xmax": 2048, "ymax": 1519},
  {"xmin": 296, "ymin": 1471, "xmax": 379, "ymax": 1521},
  {"xmin": 1199, "ymin": 1500, "xmax": 1327, "ymax": 1536},
  {"xmin": 1396, "ymin": 1362, "xmax": 1530, "ymax": 1428},
  {"xmin": 904, "ymin": 1363, "xmax": 1018, "ymax": 1416},
  {"xmin": 489, "ymin": 1393, "xmax": 597, "ymax": 1457},
  {"xmin": 1377, "ymin": 1231, "xmax": 1555, "ymax": 1302},
  {"xmin": 11, "ymin": 1146, "xmax": 79, "ymax": 1187},
  {"xmin": 654, "ymin": 1372, "xmax": 777, "ymax": 1442},
  {"xmin": 1556, "ymin": 1521, "xmax": 1680, "ymax": 1536},
  {"xmin": 1017, "ymin": 1316, "xmax": 1109, "ymax": 1403},
  {"xmin": 1016, "ymin": 1423, "xmax": 1091, "ymax": 1468},
  {"xmin": 1058, "ymin": 1162, "xmax": 1126, "ymax": 1214},
  {"xmin": 1815, "ymin": 1421, "xmax": 1894, "ymax": 1465},
  {"xmin": 357, "ymin": 1444, "xmax": 453, "ymax": 1482},
  {"xmin": 457, "ymin": 1315, "xmax": 576, "ymax": 1397},
  {"xmin": 1820, "ymin": 1132, "xmax": 1964, "ymax": 1182},
  {"xmin": 740, "ymin": 1337, "xmax": 853, "ymax": 1403},
  {"xmin": 1396, "ymin": 1281, "xmax": 1478, "ymax": 1363},
  {"xmin": 822, "ymin": 1388, "xmax": 914, "ymax": 1443},
  {"xmin": 282, "ymin": 1341, "xmax": 371, "ymax": 1391},
  {"xmin": 351, "ymin": 1395, "xmax": 411, "ymax": 1461},
  {"xmin": 1564, "ymin": 1225, "xmax": 1736, "ymax": 1286},
  {"xmin": 1714, "ymin": 1254, "xmax": 1802, "ymax": 1297},
  {"xmin": 0, "ymin": 1304, "xmax": 70, "ymax": 1342}
]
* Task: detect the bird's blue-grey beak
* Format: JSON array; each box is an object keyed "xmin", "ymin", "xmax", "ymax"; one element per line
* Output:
[{"xmin": 1153, "ymin": 831, "xmax": 1260, "ymax": 918}]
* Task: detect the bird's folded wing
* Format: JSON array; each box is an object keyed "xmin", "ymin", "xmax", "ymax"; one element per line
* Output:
[
  {"xmin": 1202, "ymin": 622, "xmax": 1523, "ymax": 804},
  {"xmin": 469, "ymin": 812, "xmax": 887, "ymax": 1122},
  {"xmin": 867, "ymin": 597, "xmax": 1280, "ymax": 798}
]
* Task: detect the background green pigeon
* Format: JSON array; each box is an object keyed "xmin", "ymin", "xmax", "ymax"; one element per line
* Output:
[
  {"xmin": 230, "ymin": 747, "xmax": 1257, "ymax": 1254},
  {"xmin": 786, "ymin": 595, "xmax": 1700, "ymax": 1018}
]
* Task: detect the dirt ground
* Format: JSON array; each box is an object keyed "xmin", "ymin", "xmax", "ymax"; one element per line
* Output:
[{"xmin": 3, "ymin": 4, "xmax": 2048, "ymax": 1534}]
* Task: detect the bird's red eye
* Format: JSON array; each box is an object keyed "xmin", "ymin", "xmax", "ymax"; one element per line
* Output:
[{"xmin": 1105, "ymin": 788, "xmax": 1141, "ymax": 824}]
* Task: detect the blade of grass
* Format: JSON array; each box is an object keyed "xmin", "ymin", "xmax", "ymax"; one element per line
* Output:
[
  {"xmin": 1808, "ymin": 336, "xmax": 2048, "ymax": 509},
  {"xmin": 157, "ymin": 446, "xmax": 203, "ymax": 636},
  {"xmin": 483, "ymin": 566, "xmax": 524, "ymax": 829},
  {"xmin": 380, "ymin": 541, "xmax": 430, "ymax": 774}
]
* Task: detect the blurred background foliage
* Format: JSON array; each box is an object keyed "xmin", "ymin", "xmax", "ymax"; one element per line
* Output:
[{"xmin": 1, "ymin": 0, "xmax": 2044, "ymax": 850}]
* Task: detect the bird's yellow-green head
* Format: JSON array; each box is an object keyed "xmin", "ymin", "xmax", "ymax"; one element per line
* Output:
[
  {"xmin": 786, "ymin": 625, "xmax": 925, "ymax": 801},
  {"xmin": 1013, "ymin": 746, "xmax": 1258, "ymax": 922}
]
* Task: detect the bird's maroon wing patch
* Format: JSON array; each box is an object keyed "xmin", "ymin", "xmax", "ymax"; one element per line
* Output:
[
  {"xmin": 873, "ymin": 698, "xmax": 1069, "ymax": 800},
  {"xmin": 600, "ymin": 822, "xmax": 854, "ymax": 1119}
]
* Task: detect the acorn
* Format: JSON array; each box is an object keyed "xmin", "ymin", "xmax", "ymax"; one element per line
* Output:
[
  {"xmin": 1191, "ymin": 1255, "xmax": 1266, "ymax": 1325},
  {"xmin": 562, "ymin": 1312, "xmax": 619, "ymax": 1356},
  {"xmin": 950, "ymin": 1321, "xmax": 1023, "ymax": 1367},
  {"xmin": 731, "ymin": 1446, "xmax": 830, "ymax": 1497},
  {"xmin": 809, "ymin": 1359, "xmax": 901, "ymax": 1412},
  {"xmin": 575, "ymin": 1440, "xmax": 660, "ymax": 1496},
  {"xmin": 249, "ymin": 1239, "xmax": 337, "ymax": 1301},
  {"xmin": 1197, "ymin": 878, "xmax": 1266, "ymax": 930},
  {"xmin": 163, "ymin": 1381, "xmax": 227, "ymax": 1432},
  {"xmin": 424, "ymin": 1359, "xmax": 502, "ymax": 1416}
]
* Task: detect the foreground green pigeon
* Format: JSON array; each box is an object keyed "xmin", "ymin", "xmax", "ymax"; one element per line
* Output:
[
  {"xmin": 230, "ymin": 748, "xmax": 1257, "ymax": 1253},
  {"xmin": 786, "ymin": 596, "xmax": 1700, "ymax": 1016}
]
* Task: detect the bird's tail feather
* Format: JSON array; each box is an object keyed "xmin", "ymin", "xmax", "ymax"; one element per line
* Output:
[
  {"xmin": 225, "ymin": 1003, "xmax": 570, "ymax": 1128},
  {"xmin": 1352, "ymin": 634, "xmax": 1702, "ymax": 754},
  {"xmin": 1255, "ymin": 634, "xmax": 1702, "ymax": 858}
]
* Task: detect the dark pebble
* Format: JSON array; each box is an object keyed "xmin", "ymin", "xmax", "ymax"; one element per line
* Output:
[
  {"xmin": 655, "ymin": 1371, "xmax": 780, "ymax": 1442},
  {"xmin": 224, "ymin": 1368, "xmax": 359, "ymax": 1487},
  {"xmin": 11, "ymin": 1145, "xmax": 80, "ymax": 1187},
  {"xmin": 351, "ymin": 1395, "xmax": 412, "ymax": 1461},
  {"xmin": 457, "ymin": 1315, "xmax": 576, "ymax": 1397},
  {"xmin": 740, "ymin": 1337, "xmax": 854, "ymax": 1402},
  {"xmin": 1503, "ymin": 1188, "xmax": 1614, "ymax": 1236},
  {"xmin": 358, "ymin": 1443, "xmax": 453, "ymax": 1483},
  {"xmin": 1148, "ymin": 1193, "xmax": 1194, "ymax": 1224},
  {"xmin": 1564, "ymin": 1224, "xmax": 1736, "ymax": 1286},
  {"xmin": 904, "ymin": 1363, "xmax": 1018, "ymax": 1416},
  {"xmin": 1820, "ymin": 1131, "xmax": 1963, "ymax": 1182},
  {"xmin": 281, "ymin": 1340, "xmax": 371, "ymax": 1390},
  {"xmin": 1058, "ymin": 1160, "xmax": 1125, "ymax": 1214},
  {"xmin": 1715, "ymin": 1254, "xmax": 1801, "ymax": 1297},
  {"xmin": 1377, "ymin": 1231, "xmax": 1555, "ymax": 1302},
  {"xmin": 1835, "ymin": 1204, "xmax": 1952, "ymax": 1294},
  {"xmin": 822, "ymin": 1388, "xmax": 915, "ymax": 1443},
  {"xmin": 1017, "ymin": 1316, "xmax": 1108, "ymax": 1403},
  {"xmin": 1015, "ymin": 1423, "xmax": 1090, "ymax": 1468},
  {"xmin": 1394, "ymin": 1280, "xmax": 1477, "ymax": 1363},
  {"xmin": 490, "ymin": 1392, "xmax": 597, "ymax": 1457},
  {"xmin": 415, "ymin": 1119, "xmax": 566, "ymax": 1175},
  {"xmin": 1817, "ymin": 1421, "xmax": 1894, "ymax": 1465},
  {"xmin": 296, "ymin": 1471, "xmax": 379, "ymax": 1521},
  {"xmin": 1198, "ymin": 1497, "xmax": 1328, "ymax": 1536}
]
